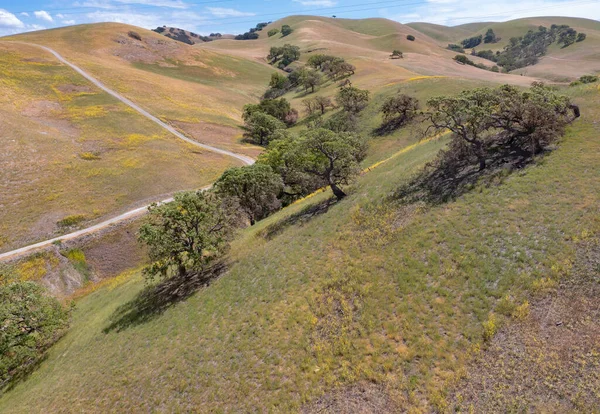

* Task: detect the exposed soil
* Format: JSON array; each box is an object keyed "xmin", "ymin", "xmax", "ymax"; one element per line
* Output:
[
  {"xmin": 301, "ymin": 382, "xmax": 399, "ymax": 413},
  {"xmin": 76, "ymin": 220, "xmax": 146, "ymax": 280},
  {"xmin": 450, "ymin": 236, "xmax": 600, "ymax": 412},
  {"xmin": 55, "ymin": 84, "xmax": 94, "ymax": 94},
  {"xmin": 172, "ymin": 120, "xmax": 263, "ymax": 158},
  {"xmin": 20, "ymin": 100, "xmax": 61, "ymax": 117}
]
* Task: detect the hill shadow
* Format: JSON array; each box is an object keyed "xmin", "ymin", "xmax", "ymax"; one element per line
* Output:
[{"xmin": 103, "ymin": 261, "xmax": 228, "ymax": 333}]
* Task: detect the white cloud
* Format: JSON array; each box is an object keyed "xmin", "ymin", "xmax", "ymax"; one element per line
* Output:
[
  {"xmin": 73, "ymin": 1, "xmax": 116, "ymax": 9},
  {"xmin": 34, "ymin": 10, "xmax": 54, "ymax": 23},
  {"xmin": 20, "ymin": 12, "xmax": 29, "ymax": 17},
  {"xmin": 85, "ymin": 9, "xmax": 206, "ymax": 31},
  {"xmin": 205, "ymin": 7, "xmax": 256, "ymax": 17},
  {"xmin": 0, "ymin": 9, "xmax": 25, "ymax": 28},
  {"xmin": 293, "ymin": 0, "xmax": 337, "ymax": 6},
  {"xmin": 63, "ymin": 20, "xmax": 76, "ymax": 25},
  {"xmin": 391, "ymin": 0, "xmax": 600, "ymax": 25},
  {"xmin": 28, "ymin": 24, "xmax": 46, "ymax": 31},
  {"xmin": 114, "ymin": 0, "xmax": 189, "ymax": 8},
  {"xmin": 56, "ymin": 14, "xmax": 65, "ymax": 19}
]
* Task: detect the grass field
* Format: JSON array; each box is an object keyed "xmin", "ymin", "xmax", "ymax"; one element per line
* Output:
[
  {"xmin": 408, "ymin": 16, "xmax": 600, "ymax": 81},
  {"xmin": 0, "ymin": 42, "xmax": 239, "ymax": 252},
  {"xmin": 1, "ymin": 76, "xmax": 598, "ymax": 411},
  {"xmin": 3, "ymin": 23, "xmax": 272, "ymax": 157}
]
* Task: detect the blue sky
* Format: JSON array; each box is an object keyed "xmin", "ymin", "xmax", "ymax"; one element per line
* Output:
[{"xmin": 0, "ymin": 0, "xmax": 599, "ymax": 36}]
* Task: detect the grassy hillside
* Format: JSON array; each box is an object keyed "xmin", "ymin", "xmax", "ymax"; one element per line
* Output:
[
  {"xmin": 1, "ymin": 76, "xmax": 598, "ymax": 411},
  {"xmin": 406, "ymin": 22, "xmax": 477, "ymax": 43},
  {"xmin": 408, "ymin": 16, "xmax": 600, "ymax": 81},
  {"xmin": 0, "ymin": 42, "xmax": 238, "ymax": 252},
  {"xmin": 3, "ymin": 23, "xmax": 272, "ymax": 157}
]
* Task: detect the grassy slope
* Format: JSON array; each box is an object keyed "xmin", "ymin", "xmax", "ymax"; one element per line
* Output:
[
  {"xmin": 406, "ymin": 22, "xmax": 477, "ymax": 44},
  {"xmin": 408, "ymin": 17, "xmax": 600, "ymax": 81},
  {"xmin": 1, "ymin": 79, "xmax": 598, "ymax": 411},
  {"xmin": 3, "ymin": 23, "xmax": 272, "ymax": 157},
  {"xmin": 0, "ymin": 42, "xmax": 238, "ymax": 252}
]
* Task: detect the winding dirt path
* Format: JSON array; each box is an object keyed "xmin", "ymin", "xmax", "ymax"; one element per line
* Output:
[{"xmin": 0, "ymin": 42, "xmax": 254, "ymax": 262}]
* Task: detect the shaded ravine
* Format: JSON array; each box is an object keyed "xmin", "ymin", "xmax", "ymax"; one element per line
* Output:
[{"xmin": 0, "ymin": 42, "xmax": 254, "ymax": 261}]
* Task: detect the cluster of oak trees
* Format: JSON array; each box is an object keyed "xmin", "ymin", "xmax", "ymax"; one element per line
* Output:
[{"xmin": 139, "ymin": 59, "xmax": 577, "ymax": 285}]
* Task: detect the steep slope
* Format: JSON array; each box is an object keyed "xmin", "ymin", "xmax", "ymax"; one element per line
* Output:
[{"xmin": 0, "ymin": 79, "xmax": 597, "ymax": 412}]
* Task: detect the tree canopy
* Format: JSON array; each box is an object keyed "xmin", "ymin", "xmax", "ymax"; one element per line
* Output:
[
  {"xmin": 336, "ymin": 86, "xmax": 370, "ymax": 113},
  {"xmin": 138, "ymin": 191, "xmax": 236, "ymax": 279},
  {"xmin": 243, "ymin": 112, "xmax": 286, "ymax": 146},
  {"xmin": 214, "ymin": 164, "xmax": 283, "ymax": 225},
  {"xmin": 0, "ymin": 277, "xmax": 70, "ymax": 388}
]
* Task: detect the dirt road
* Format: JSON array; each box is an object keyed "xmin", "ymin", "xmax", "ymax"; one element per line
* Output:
[{"xmin": 0, "ymin": 42, "xmax": 254, "ymax": 261}]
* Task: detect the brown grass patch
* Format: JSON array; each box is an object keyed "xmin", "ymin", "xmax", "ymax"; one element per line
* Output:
[
  {"xmin": 450, "ymin": 236, "xmax": 600, "ymax": 412},
  {"xmin": 301, "ymin": 382, "xmax": 399, "ymax": 413}
]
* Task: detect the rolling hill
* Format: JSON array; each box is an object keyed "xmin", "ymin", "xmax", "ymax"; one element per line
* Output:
[
  {"xmin": 408, "ymin": 16, "xmax": 600, "ymax": 81},
  {"xmin": 0, "ymin": 23, "xmax": 272, "ymax": 252},
  {"xmin": 1, "ymin": 14, "xmax": 599, "ymax": 412}
]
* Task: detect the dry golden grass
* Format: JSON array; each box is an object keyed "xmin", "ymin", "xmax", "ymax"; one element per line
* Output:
[
  {"xmin": 4, "ymin": 23, "xmax": 272, "ymax": 156},
  {"xmin": 0, "ymin": 42, "xmax": 238, "ymax": 251}
]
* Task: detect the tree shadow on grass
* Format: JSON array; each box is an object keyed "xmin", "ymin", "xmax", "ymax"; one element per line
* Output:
[
  {"xmin": 258, "ymin": 196, "xmax": 338, "ymax": 240},
  {"xmin": 103, "ymin": 261, "xmax": 229, "ymax": 333}
]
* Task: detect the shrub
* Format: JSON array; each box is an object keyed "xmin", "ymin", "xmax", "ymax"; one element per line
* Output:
[
  {"xmin": 461, "ymin": 34, "xmax": 482, "ymax": 48},
  {"xmin": 57, "ymin": 214, "xmax": 87, "ymax": 227},
  {"xmin": 454, "ymin": 54, "xmax": 474, "ymax": 65},
  {"xmin": 579, "ymin": 75, "xmax": 598, "ymax": 84},
  {"xmin": 447, "ymin": 44, "xmax": 465, "ymax": 53},
  {"xmin": 0, "ymin": 279, "xmax": 70, "ymax": 388},
  {"xmin": 390, "ymin": 50, "xmax": 403, "ymax": 59},
  {"xmin": 281, "ymin": 25, "xmax": 293, "ymax": 37},
  {"xmin": 127, "ymin": 31, "xmax": 142, "ymax": 41},
  {"xmin": 406, "ymin": 34, "xmax": 415, "ymax": 41},
  {"xmin": 576, "ymin": 32, "xmax": 586, "ymax": 42},
  {"xmin": 267, "ymin": 28, "xmax": 279, "ymax": 37}
]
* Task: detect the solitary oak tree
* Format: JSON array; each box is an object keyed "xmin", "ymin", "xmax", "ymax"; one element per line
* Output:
[{"xmin": 138, "ymin": 191, "xmax": 235, "ymax": 279}]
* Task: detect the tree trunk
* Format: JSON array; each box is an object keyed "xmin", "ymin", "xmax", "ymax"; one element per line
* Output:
[
  {"xmin": 478, "ymin": 157, "xmax": 486, "ymax": 171},
  {"xmin": 178, "ymin": 263, "xmax": 187, "ymax": 277},
  {"xmin": 330, "ymin": 183, "xmax": 346, "ymax": 200}
]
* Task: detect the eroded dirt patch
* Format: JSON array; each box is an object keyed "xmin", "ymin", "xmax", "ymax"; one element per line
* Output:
[
  {"xmin": 450, "ymin": 237, "xmax": 600, "ymax": 412},
  {"xmin": 301, "ymin": 382, "xmax": 399, "ymax": 413},
  {"xmin": 55, "ymin": 84, "xmax": 94, "ymax": 94},
  {"xmin": 172, "ymin": 120, "xmax": 262, "ymax": 158}
]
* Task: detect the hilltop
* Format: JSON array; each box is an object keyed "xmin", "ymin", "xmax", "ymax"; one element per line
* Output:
[{"xmin": 1, "ymin": 15, "xmax": 599, "ymax": 412}]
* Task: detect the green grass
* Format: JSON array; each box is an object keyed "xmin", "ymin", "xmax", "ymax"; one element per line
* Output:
[{"xmin": 1, "ymin": 80, "xmax": 598, "ymax": 411}]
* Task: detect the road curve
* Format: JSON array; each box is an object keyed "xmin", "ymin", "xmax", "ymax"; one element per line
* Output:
[{"xmin": 0, "ymin": 42, "xmax": 254, "ymax": 261}]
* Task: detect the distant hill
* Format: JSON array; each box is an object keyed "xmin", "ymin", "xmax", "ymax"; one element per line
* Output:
[{"xmin": 152, "ymin": 26, "xmax": 232, "ymax": 45}]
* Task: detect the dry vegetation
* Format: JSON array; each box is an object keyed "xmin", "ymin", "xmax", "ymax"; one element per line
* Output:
[
  {"xmin": 1, "ymin": 16, "xmax": 599, "ymax": 412},
  {"xmin": 0, "ymin": 42, "xmax": 239, "ymax": 251}
]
